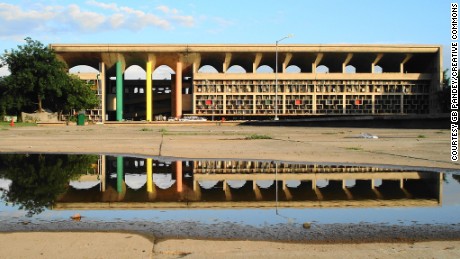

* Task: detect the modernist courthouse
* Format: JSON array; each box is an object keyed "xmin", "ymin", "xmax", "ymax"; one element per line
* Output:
[{"xmin": 50, "ymin": 44, "xmax": 442, "ymax": 122}]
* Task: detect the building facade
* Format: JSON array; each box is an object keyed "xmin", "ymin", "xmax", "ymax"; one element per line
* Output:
[{"xmin": 50, "ymin": 44, "xmax": 442, "ymax": 122}]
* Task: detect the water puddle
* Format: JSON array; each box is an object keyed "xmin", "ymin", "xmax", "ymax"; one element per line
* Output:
[{"xmin": 1, "ymin": 154, "xmax": 459, "ymax": 241}]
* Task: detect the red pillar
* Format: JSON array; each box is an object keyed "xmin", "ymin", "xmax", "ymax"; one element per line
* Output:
[
  {"xmin": 173, "ymin": 61, "xmax": 183, "ymax": 118},
  {"xmin": 175, "ymin": 161, "xmax": 183, "ymax": 193}
]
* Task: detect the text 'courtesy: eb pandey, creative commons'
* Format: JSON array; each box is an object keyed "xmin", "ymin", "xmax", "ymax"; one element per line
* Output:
[{"xmin": 451, "ymin": 3, "xmax": 459, "ymax": 161}]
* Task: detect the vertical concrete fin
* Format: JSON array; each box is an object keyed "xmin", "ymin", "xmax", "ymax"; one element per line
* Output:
[
  {"xmin": 98, "ymin": 62, "xmax": 106, "ymax": 122},
  {"xmin": 223, "ymin": 53, "xmax": 232, "ymax": 73},
  {"xmin": 372, "ymin": 53, "xmax": 383, "ymax": 73},
  {"xmin": 253, "ymin": 53, "xmax": 262, "ymax": 73},
  {"xmin": 343, "ymin": 53, "xmax": 353, "ymax": 73},
  {"xmin": 283, "ymin": 53, "xmax": 293, "ymax": 73},
  {"xmin": 313, "ymin": 53, "xmax": 323, "ymax": 73},
  {"xmin": 400, "ymin": 54, "xmax": 413, "ymax": 73}
]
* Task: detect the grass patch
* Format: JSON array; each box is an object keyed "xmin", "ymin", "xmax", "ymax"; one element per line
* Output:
[
  {"xmin": 159, "ymin": 128, "xmax": 168, "ymax": 134},
  {"xmin": 245, "ymin": 134, "xmax": 272, "ymax": 140},
  {"xmin": 140, "ymin": 128, "xmax": 153, "ymax": 132},
  {"xmin": 0, "ymin": 121, "xmax": 36, "ymax": 127},
  {"xmin": 435, "ymin": 131, "xmax": 445, "ymax": 134},
  {"xmin": 345, "ymin": 147, "xmax": 363, "ymax": 151},
  {"xmin": 417, "ymin": 135, "xmax": 427, "ymax": 138}
]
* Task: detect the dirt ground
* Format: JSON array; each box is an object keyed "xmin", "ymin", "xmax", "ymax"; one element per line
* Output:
[
  {"xmin": 0, "ymin": 123, "xmax": 458, "ymax": 169},
  {"xmin": 0, "ymin": 123, "xmax": 459, "ymax": 258},
  {"xmin": 0, "ymin": 233, "xmax": 459, "ymax": 259}
]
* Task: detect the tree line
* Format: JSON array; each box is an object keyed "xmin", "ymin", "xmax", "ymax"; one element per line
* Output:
[{"xmin": 0, "ymin": 38, "xmax": 98, "ymax": 121}]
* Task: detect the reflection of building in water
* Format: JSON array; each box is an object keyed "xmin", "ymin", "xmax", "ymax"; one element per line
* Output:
[{"xmin": 54, "ymin": 157, "xmax": 443, "ymax": 209}]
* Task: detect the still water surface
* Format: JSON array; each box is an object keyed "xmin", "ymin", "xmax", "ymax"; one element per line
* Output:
[{"xmin": 0, "ymin": 154, "xmax": 459, "ymax": 228}]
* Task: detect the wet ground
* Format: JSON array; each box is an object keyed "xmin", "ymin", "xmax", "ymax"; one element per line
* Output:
[{"xmin": 1, "ymin": 154, "xmax": 459, "ymax": 242}]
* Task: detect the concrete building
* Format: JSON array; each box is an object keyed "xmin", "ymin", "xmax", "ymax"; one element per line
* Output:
[
  {"xmin": 50, "ymin": 44, "xmax": 442, "ymax": 122},
  {"xmin": 55, "ymin": 156, "xmax": 443, "ymax": 209}
]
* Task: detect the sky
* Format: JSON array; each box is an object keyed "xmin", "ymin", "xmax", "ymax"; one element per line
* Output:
[{"xmin": 0, "ymin": 0, "xmax": 453, "ymax": 77}]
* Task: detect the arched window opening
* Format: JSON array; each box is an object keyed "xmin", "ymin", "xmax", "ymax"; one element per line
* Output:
[
  {"xmin": 198, "ymin": 65, "xmax": 219, "ymax": 73},
  {"xmin": 316, "ymin": 65, "xmax": 329, "ymax": 73},
  {"xmin": 373, "ymin": 65, "xmax": 383, "ymax": 73},
  {"xmin": 226, "ymin": 65, "xmax": 246, "ymax": 73},
  {"xmin": 124, "ymin": 65, "xmax": 145, "ymax": 80},
  {"xmin": 285, "ymin": 65, "xmax": 301, "ymax": 73},
  {"xmin": 69, "ymin": 65, "xmax": 98, "ymax": 74},
  {"xmin": 256, "ymin": 65, "xmax": 274, "ymax": 73},
  {"xmin": 153, "ymin": 65, "xmax": 175, "ymax": 80},
  {"xmin": 345, "ymin": 65, "xmax": 356, "ymax": 74}
]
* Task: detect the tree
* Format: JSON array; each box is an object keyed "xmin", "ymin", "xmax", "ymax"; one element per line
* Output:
[
  {"xmin": 46, "ymin": 74, "xmax": 99, "ymax": 119},
  {"xmin": 0, "ymin": 154, "xmax": 98, "ymax": 217},
  {"xmin": 0, "ymin": 37, "xmax": 98, "ymax": 116}
]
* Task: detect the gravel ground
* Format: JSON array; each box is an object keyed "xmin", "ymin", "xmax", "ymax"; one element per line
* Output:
[{"xmin": 1, "ymin": 219, "xmax": 460, "ymax": 243}]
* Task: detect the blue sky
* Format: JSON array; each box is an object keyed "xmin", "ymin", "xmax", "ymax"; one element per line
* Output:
[{"xmin": 0, "ymin": 0, "xmax": 453, "ymax": 76}]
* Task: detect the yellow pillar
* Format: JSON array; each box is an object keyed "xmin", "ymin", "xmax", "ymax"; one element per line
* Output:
[
  {"xmin": 146, "ymin": 158, "xmax": 153, "ymax": 193},
  {"xmin": 146, "ymin": 62, "xmax": 153, "ymax": 121}
]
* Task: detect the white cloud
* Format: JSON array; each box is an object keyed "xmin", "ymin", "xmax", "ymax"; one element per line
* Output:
[
  {"xmin": 109, "ymin": 13, "xmax": 125, "ymax": 28},
  {"xmin": 0, "ymin": 2, "xmax": 196, "ymax": 40},
  {"xmin": 156, "ymin": 5, "xmax": 178, "ymax": 15},
  {"xmin": 172, "ymin": 15, "xmax": 194, "ymax": 27},
  {"xmin": 0, "ymin": 3, "xmax": 56, "ymax": 21},
  {"xmin": 156, "ymin": 5, "xmax": 193, "ymax": 27},
  {"xmin": 86, "ymin": 0, "xmax": 119, "ymax": 12},
  {"xmin": 67, "ymin": 4, "xmax": 106, "ymax": 31}
]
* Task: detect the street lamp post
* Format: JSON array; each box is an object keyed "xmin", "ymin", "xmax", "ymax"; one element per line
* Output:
[{"xmin": 275, "ymin": 34, "xmax": 293, "ymax": 121}]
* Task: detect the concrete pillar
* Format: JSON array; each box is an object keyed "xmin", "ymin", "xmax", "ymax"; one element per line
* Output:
[
  {"xmin": 116, "ymin": 61, "xmax": 123, "ymax": 121},
  {"xmin": 313, "ymin": 53, "xmax": 323, "ymax": 73},
  {"xmin": 116, "ymin": 156, "xmax": 123, "ymax": 193},
  {"xmin": 100, "ymin": 155, "xmax": 106, "ymax": 192},
  {"xmin": 173, "ymin": 61, "xmax": 183, "ymax": 118},
  {"xmin": 253, "ymin": 53, "xmax": 262, "ymax": 73},
  {"xmin": 372, "ymin": 54, "xmax": 383, "ymax": 73},
  {"xmin": 282, "ymin": 180, "xmax": 292, "ymax": 200},
  {"xmin": 146, "ymin": 158, "xmax": 153, "ymax": 193},
  {"xmin": 343, "ymin": 54, "xmax": 353, "ymax": 73},
  {"xmin": 98, "ymin": 62, "xmax": 106, "ymax": 123},
  {"xmin": 372, "ymin": 95, "xmax": 375, "ymax": 114},
  {"xmin": 223, "ymin": 180, "xmax": 232, "ymax": 201},
  {"xmin": 282, "ymin": 95, "xmax": 286, "ymax": 114},
  {"xmin": 193, "ymin": 55, "xmax": 201, "ymax": 73},
  {"xmin": 146, "ymin": 61, "xmax": 153, "ymax": 121},
  {"xmin": 400, "ymin": 54, "xmax": 412, "ymax": 73},
  {"xmin": 223, "ymin": 53, "xmax": 231, "ymax": 73},
  {"xmin": 253, "ymin": 181, "xmax": 263, "ymax": 200},
  {"xmin": 282, "ymin": 53, "xmax": 293, "ymax": 73}
]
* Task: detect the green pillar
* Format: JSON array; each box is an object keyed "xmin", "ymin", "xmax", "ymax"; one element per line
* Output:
[
  {"xmin": 117, "ymin": 156, "xmax": 124, "ymax": 193},
  {"xmin": 116, "ymin": 61, "xmax": 123, "ymax": 121}
]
